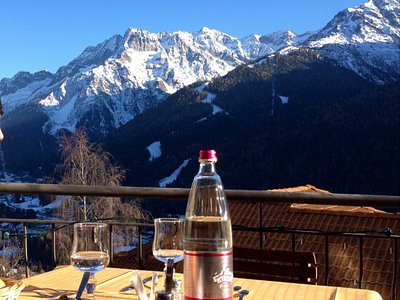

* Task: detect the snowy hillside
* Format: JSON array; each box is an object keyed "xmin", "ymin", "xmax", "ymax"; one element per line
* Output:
[
  {"xmin": 1, "ymin": 27, "xmax": 264, "ymax": 137},
  {"xmin": 0, "ymin": 0, "xmax": 398, "ymax": 138},
  {"xmin": 299, "ymin": 0, "xmax": 400, "ymax": 83}
]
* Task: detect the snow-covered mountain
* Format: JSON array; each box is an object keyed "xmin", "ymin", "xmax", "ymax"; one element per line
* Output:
[
  {"xmin": 1, "ymin": 27, "xmax": 274, "ymax": 137},
  {"xmin": 0, "ymin": 0, "xmax": 398, "ymax": 137},
  {"xmin": 298, "ymin": 0, "xmax": 400, "ymax": 83}
]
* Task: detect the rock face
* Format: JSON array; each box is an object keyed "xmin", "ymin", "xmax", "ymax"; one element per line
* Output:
[
  {"xmin": 0, "ymin": 0, "xmax": 398, "ymax": 137},
  {"xmin": 297, "ymin": 0, "xmax": 400, "ymax": 83}
]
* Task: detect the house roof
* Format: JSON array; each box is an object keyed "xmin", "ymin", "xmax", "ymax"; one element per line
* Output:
[
  {"xmin": 290, "ymin": 203, "xmax": 389, "ymax": 215},
  {"xmin": 230, "ymin": 185, "xmax": 400, "ymax": 300}
]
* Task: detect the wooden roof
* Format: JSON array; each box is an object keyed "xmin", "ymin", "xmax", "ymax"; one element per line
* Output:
[{"xmin": 230, "ymin": 185, "xmax": 400, "ymax": 300}]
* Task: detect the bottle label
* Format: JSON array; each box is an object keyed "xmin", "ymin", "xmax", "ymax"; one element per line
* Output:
[{"xmin": 184, "ymin": 251, "xmax": 233, "ymax": 300}]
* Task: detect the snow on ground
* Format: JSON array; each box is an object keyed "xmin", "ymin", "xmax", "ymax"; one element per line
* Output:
[
  {"xmin": 8, "ymin": 195, "xmax": 63, "ymax": 213},
  {"xmin": 193, "ymin": 82, "xmax": 207, "ymax": 91},
  {"xmin": 201, "ymin": 90, "xmax": 216, "ymax": 103},
  {"xmin": 0, "ymin": 171, "xmax": 63, "ymax": 216},
  {"xmin": 211, "ymin": 104, "xmax": 223, "ymax": 114},
  {"xmin": 42, "ymin": 196, "xmax": 63, "ymax": 210},
  {"xmin": 2, "ymin": 78, "xmax": 52, "ymax": 113},
  {"xmin": 79, "ymin": 64, "xmax": 97, "ymax": 74},
  {"xmin": 113, "ymin": 230, "xmax": 154, "ymax": 254},
  {"xmin": 159, "ymin": 159, "xmax": 190, "ymax": 188},
  {"xmin": 39, "ymin": 91, "xmax": 60, "ymax": 107},
  {"xmin": 279, "ymin": 96, "xmax": 289, "ymax": 104},
  {"xmin": 147, "ymin": 141, "xmax": 162, "ymax": 161},
  {"xmin": 0, "ymin": 247, "xmax": 20, "ymax": 257},
  {"xmin": 44, "ymin": 94, "xmax": 78, "ymax": 134},
  {"xmin": 123, "ymin": 49, "xmax": 160, "ymax": 89},
  {"xmin": 196, "ymin": 117, "xmax": 208, "ymax": 123},
  {"xmin": 0, "ymin": 172, "xmax": 21, "ymax": 183},
  {"xmin": 203, "ymin": 92, "xmax": 224, "ymax": 114},
  {"xmin": 194, "ymin": 83, "xmax": 227, "ymax": 122},
  {"xmin": 14, "ymin": 197, "xmax": 40, "ymax": 210}
]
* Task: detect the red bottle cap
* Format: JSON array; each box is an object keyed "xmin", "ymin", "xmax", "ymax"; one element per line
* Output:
[{"xmin": 199, "ymin": 149, "xmax": 217, "ymax": 161}]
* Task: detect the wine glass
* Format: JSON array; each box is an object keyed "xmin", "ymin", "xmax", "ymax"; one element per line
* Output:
[
  {"xmin": 71, "ymin": 222, "xmax": 110, "ymax": 299},
  {"xmin": 152, "ymin": 218, "xmax": 183, "ymax": 291}
]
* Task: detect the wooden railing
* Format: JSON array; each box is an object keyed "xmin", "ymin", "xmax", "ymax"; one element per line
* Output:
[
  {"xmin": 0, "ymin": 182, "xmax": 398, "ymax": 207},
  {"xmin": 0, "ymin": 183, "xmax": 399, "ymax": 299}
]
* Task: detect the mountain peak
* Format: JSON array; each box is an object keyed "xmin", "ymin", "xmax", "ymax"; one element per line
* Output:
[
  {"xmin": 124, "ymin": 27, "xmax": 151, "ymax": 37},
  {"xmin": 258, "ymin": 30, "xmax": 297, "ymax": 51},
  {"xmin": 293, "ymin": 0, "xmax": 399, "ymax": 83},
  {"xmin": 198, "ymin": 26, "xmax": 215, "ymax": 34},
  {"xmin": 370, "ymin": 0, "xmax": 399, "ymax": 8},
  {"xmin": 195, "ymin": 26, "xmax": 235, "ymax": 40}
]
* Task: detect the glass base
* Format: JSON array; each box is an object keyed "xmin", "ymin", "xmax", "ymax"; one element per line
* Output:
[{"xmin": 81, "ymin": 274, "xmax": 97, "ymax": 300}]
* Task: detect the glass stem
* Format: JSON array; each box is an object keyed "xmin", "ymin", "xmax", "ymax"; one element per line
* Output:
[
  {"xmin": 85, "ymin": 273, "xmax": 97, "ymax": 299},
  {"xmin": 164, "ymin": 259, "xmax": 175, "ymax": 291}
]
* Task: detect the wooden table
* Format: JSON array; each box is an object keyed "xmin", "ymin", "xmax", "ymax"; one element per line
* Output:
[{"xmin": 20, "ymin": 266, "xmax": 383, "ymax": 300}]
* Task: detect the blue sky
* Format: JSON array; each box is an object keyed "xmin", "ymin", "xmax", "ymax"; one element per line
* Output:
[{"xmin": 0, "ymin": 0, "xmax": 365, "ymax": 79}]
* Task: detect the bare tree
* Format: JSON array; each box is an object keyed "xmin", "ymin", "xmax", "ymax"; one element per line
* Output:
[
  {"xmin": 54, "ymin": 129, "xmax": 149, "ymax": 264},
  {"xmin": 57, "ymin": 129, "xmax": 127, "ymax": 220}
]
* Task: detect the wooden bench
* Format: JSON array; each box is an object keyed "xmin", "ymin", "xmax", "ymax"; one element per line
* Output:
[{"xmin": 233, "ymin": 247, "xmax": 318, "ymax": 284}]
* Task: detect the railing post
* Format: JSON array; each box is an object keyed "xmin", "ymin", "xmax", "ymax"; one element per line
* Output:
[
  {"xmin": 392, "ymin": 238, "xmax": 398, "ymax": 300},
  {"xmin": 358, "ymin": 236, "xmax": 363, "ymax": 289},
  {"xmin": 258, "ymin": 201, "xmax": 263, "ymax": 249},
  {"xmin": 324, "ymin": 233, "xmax": 329, "ymax": 285},
  {"xmin": 138, "ymin": 225, "xmax": 143, "ymax": 268},
  {"xmin": 23, "ymin": 223, "xmax": 29, "ymax": 278},
  {"xmin": 109, "ymin": 224, "xmax": 114, "ymax": 265},
  {"xmin": 51, "ymin": 223, "xmax": 56, "ymax": 268},
  {"xmin": 291, "ymin": 232, "xmax": 296, "ymax": 251}
]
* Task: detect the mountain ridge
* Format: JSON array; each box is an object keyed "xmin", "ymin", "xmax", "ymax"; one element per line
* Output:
[{"xmin": 1, "ymin": 0, "xmax": 398, "ymax": 139}]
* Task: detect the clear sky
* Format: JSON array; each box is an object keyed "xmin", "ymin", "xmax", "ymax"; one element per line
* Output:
[{"xmin": 0, "ymin": 0, "xmax": 366, "ymax": 79}]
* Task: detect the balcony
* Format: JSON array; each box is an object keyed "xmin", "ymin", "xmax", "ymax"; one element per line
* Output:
[{"xmin": 0, "ymin": 183, "xmax": 398, "ymax": 300}]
